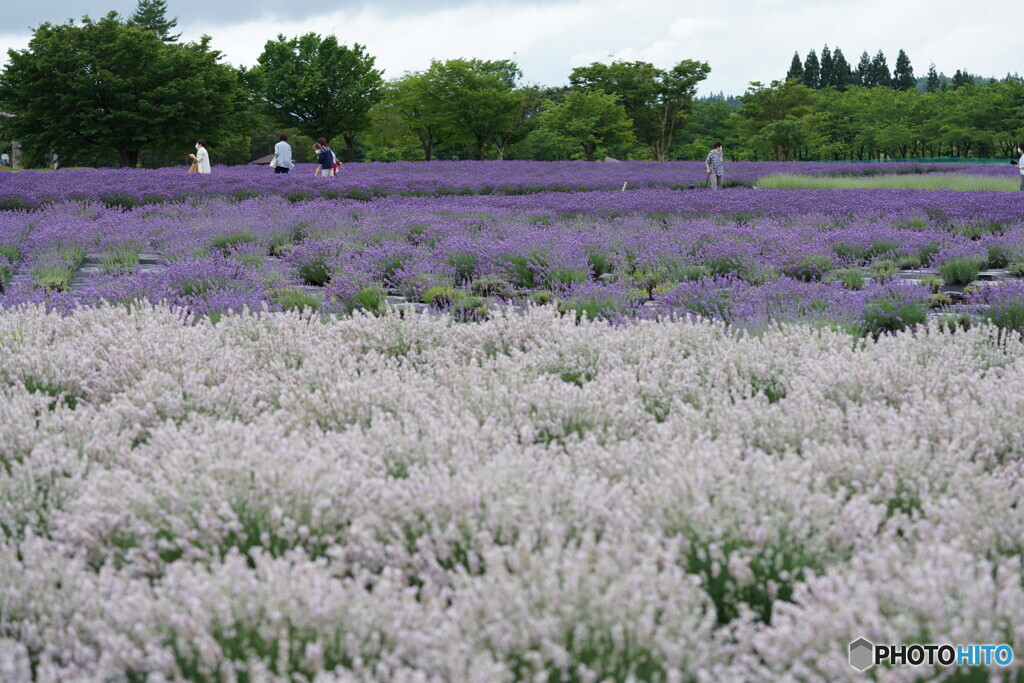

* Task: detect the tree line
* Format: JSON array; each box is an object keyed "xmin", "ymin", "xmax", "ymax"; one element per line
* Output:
[
  {"xmin": 0, "ymin": 2, "xmax": 709, "ymax": 167},
  {"xmin": 1, "ymin": 2, "xmax": 1021, "ymax": 167},
  {"xmin": 786, "ymin": 46, "xmax": 916, "ymax": 91},
  {"xmin": 679, "ymin": 77, "xmax": 1024, "ymax": 163},
  {"xmin": 785, "ymin": 45, "xmax": 1010, "ymax": 93}
]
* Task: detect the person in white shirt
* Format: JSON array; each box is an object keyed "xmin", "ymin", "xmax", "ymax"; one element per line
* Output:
[
  {"xmin": 273, "ymin": 134, "xmax": 293, "ymax": 174},
  {"xmin": 1018, "ymin": 143, "xmax": 1024, "ymax": 192},
  {"xmin": 189, "ymin": 139, "xmax": 211, "ymax": 174}
]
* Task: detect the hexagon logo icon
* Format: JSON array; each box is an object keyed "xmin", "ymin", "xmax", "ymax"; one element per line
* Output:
[{"xmin": 849, "ymin": 638, "xmax": 875, "ymax": 671}]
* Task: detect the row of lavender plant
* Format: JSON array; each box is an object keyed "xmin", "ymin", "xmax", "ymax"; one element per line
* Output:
[
  {"xmin": 0, "ymin": 160, "xmax": 1015, "ymax": 209},
  {"xmin": 2, "ymin": 188, "xmax": 1023, "ymax": 334},
  {"xmin": 0, "ymin": 304, "xmax": 1021, "ymax": 680}
]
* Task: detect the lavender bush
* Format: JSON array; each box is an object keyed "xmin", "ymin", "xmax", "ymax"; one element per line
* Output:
[
  {"xmin": 2, "ymin": 183, "xmax": 1022, "ymax": 333},
  {"xmin": 0, "ymin": 305, "xmax": 1021, "ymax": 680}
]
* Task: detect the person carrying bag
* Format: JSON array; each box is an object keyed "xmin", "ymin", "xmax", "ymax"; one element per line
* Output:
[{"xmin": 188, "ymin": 139, "xmax": 211, "ymax": 174}]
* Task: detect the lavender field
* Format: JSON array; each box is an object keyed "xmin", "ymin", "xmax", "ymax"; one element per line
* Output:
[
  {"xmin": 0, "ymin": 159, "xmax": 1013, "ymax": 210},
  {"xmin": 1, "ymin": 162, "xmax": 1023, "ymax": 681}
]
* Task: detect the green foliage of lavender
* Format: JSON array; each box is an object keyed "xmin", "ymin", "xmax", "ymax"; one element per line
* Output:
[
  {"xmin": 940, "ymin": 257, "xmax": 983, "ymax": 285},
  {"xmin": 757, "ymin": 173, "xmax": 1019, "ymax": 191}
]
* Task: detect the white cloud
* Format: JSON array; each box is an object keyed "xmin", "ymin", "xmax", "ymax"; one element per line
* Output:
[
  {"xmin": 180, "ymin": 1, "xmax": 607, "ymax": 79},
  {"xmin": 2, "ymin": 0, "xmax": 1019, "ymax": 95},
  {"xmin": 0, "ymin": 33, "xmax": 30, "ymax": 58},
  {"xmin": 668, "ymin": 16, "xmax": 726, "ymax": 41}
]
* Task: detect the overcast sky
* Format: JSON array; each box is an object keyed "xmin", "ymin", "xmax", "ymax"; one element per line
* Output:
[{"xmin": 0, "ymin": 1, "xmax": 1017, "ymax": 95}]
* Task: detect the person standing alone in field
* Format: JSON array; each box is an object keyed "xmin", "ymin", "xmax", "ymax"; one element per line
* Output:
[
  {"xmin": 273, "ymin": 134, "xmax": 293, "ymax": 174},
  {"xmin": 1017, "ymin": 143, "xmax": 1024, "ymax": 191},
  {"xmin": 189, "ymin": 139, "xmax": 211, "ymax": 174},
  {"xmin": 705, "ymin": 141, "xmax": 724, "ymax": 190}
]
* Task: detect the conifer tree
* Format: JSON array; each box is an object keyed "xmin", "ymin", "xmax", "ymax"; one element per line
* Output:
[
  {"xmin": 128, "ymin": 0, "xmax": 180, "ymax": 42},
  {"xmin": 856, "ymin": 51, "xmax": 872, "ymax": 86},
  {"xmin": 892, "ymin": 49, "xmax": 915, "ymax": 90},
  {"xmin": 925, "ymin": 63, "xmax": 940, "ymax": 92},
  {"xmin": 819, "ymin": 45, "xmax": 834, "ymax": 89},
  {"xmin": 832, "ymin": 48, "xmax": 853, "ymax": 90},
  {"xmin": 951, "ymin": 69, "xmax": 974, "ymax": 88},
  {"xmin": 786, "ymin": 52, "xmax": 804, "ymax": 82},
  {"xmin": 871, "ymin": 50, "xmax": 892, "ymax": 87},
  {"xmin": 802, "ymin": 49, "xmax": 820, "ymax": 89}
]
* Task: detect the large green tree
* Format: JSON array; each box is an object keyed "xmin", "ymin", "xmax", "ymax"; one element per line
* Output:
[
  {"xmin": 569, "ymin": 59, "xmax": 710, "ymax": 160},
  {"xmin": 648, "ymin": 60, "xmax": 713, "ymax": 160},
  {"xmin": 499, "ymin": 86, "xmax": 575, "ymax": 160},
  {"xmin": 672, "ymin": 97, "xmax": 741, "ymax": 160},
  {"xmin": 0, "ymin": 12, "xmax": 242, "ymax": 168},
  {"xmin": 420, "ymin": 58, "xmax": 523, "ymax": 160},
  {"xmin": 867, "ymin": 86, "xmax": 918, "ymax": 157},
  {"xmin": 369, "ymin": 73, "xmax": 454, "ymax": 161},
  {"xmin": 739, "ymin": 80, "xmax": 816, "ymax": 160},
  {"xmin": 492, "ymin": 85, "xmax": 548, "ymax": 160},
  {"xmin": 986, "ymin": 81, "xmax": 1024, "ymax": 156},
  {"xmin": 539, "ymin": 90, "xmax": 635, "ymax": 161},
  {"xmin": 812, "ymin": 87, "xmax": 857, "ymax": 159},
  {"xmin": 256, "ymin": 34, "xmax": 383, "ymax": 162}
]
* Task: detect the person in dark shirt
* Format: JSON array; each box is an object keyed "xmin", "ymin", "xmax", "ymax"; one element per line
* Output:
[
  {"xmin": 314, "ymin": 142, "xmax": 333, "ymax": 177},
  {"xmin": 317, "ymin": 137, "xmax": 339, "ymax": 176}
]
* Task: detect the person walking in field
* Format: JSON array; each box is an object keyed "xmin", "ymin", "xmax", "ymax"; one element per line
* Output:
[
  {"xmin": 189, "ymin": 139, "xmax": 211, "ymax": 174},
  {"xmin": 705, "ymin": 141, "xmax": 724, "ymax": 190},
  {"xmin": 273, "ymin": 134, "xmax": 293, "ymax": 174},
  {"xmin": 1017, "ymin": 143, "xmax": 1024, "ymax": 191},
  {"xmin": 313, "ymin": 142, "xmax": 333, "ymax": 178},
  {"xmin": 316, "ymin": 137, "xmax": 340, "ymax": 176}
]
